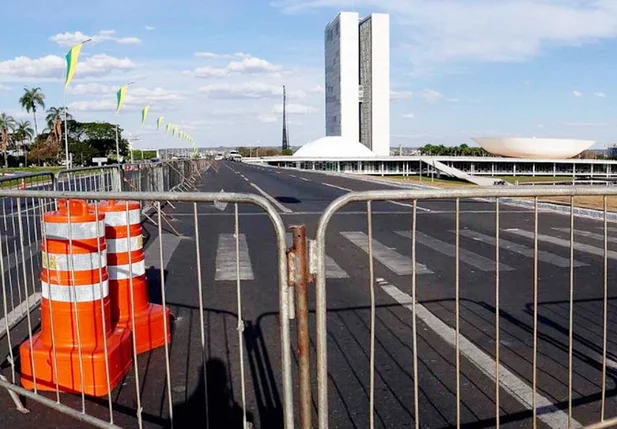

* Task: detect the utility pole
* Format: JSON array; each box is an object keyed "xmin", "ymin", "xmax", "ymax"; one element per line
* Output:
[{"xmin": 282, "ymin": 85, "xmax": 289, "ymax": 152}]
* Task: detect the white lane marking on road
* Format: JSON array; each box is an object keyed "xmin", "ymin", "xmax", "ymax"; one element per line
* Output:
[
  {"xmin": 396, "ymin": 231, "xmax": 514, "ymax": 272},
  {"xmin": 144, "ymin": 233, "xmax": 184, "ymax": 270},
  {"xmin": 460, "ymin": 229, "xmax": 587, "ymax": 268},
  {"xmin": 215, "ymin": 233, "xmax": 254, "ymax": 281},
  {"xmin": 341, "ymin": 231, "xmax": 432, "ymax": 275},
  {"xmin": 244, "ymin": 177, "xmax": 250, "ymax": 182},
  {"xmin": 290, "ymin": 175, "xmax": 297, "ymax": 178},
  {"xmin": 387, "ymin": 200, "xmax": 431, "ymax": 212},
  {"xmin": 300, "ymin": 177, "xmax": 310, "ymax": 182},
  {"xmin": 553, "ymin": 228, "xmax": 617, "ymax": 245},
  {"xmin": 0, "ymin": 292, "xmax": 41, "ymax": 339},
  {"xmin": 322, "ymin": 183, "xmax": 352, "ymax": 192},
  {"xmin": 285, "ymin": 233, "xmax": 348, "ymax": 278},
  {"xmin": 379, "ymin": 279, "xmax": 581, "ymax": 429},
  {"xmin": 249, "ymin": 183, "xmax": 292, "ymax": 213},
  {"xmin": 505, "ymin": 228, "xmax": 617, "ymax": 260}
]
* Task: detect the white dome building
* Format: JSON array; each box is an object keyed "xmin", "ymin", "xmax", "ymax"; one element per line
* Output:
[
  {"xmin": 472, "ymin": 138, "xmax": 595, "ymax": 159},
  {"xmin": 293, "ymin": 136, "xmax": 376, "ymax": 158}
]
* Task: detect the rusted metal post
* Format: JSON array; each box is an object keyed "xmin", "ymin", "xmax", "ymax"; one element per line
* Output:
[{"xmin": 290, "ymin": 225, "xmax": 311, "ymax": 429}]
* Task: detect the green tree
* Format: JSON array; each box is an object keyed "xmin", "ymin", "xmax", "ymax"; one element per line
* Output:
[
  {"xmin": 19, "ymin": 87, "xmax": 45, "ymax": 135},
  {"xmin": 29, "ymin": 132, "xmax": 60, "ymax": 166},
  {"xmin": 45, "ymin": 106, "xmax": 72, "ymax": 131},
  {"xmin": 0, "ymin": 113, "xmax": 16, "ymax": 168},
  {"xmin": 67, "ymin": 120, "xmax": 129, "ymax": 162},
  {"xmin": 281, "ymin": 148, "xmax": 293, "ymax": 156}
]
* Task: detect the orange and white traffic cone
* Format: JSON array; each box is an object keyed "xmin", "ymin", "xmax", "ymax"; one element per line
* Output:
[
  {"xmin": 94, "ymin": 200, "xmax": 171, "ymax": 354},
  {"xmin": 19, "ymin": 199, "xmax": 133, "ymax": 396},
  {"xmin": 19, "ymin": 179, "xmax": 25, "ymax": 190}
]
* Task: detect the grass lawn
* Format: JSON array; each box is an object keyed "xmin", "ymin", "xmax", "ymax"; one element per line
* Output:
[
  {"xmin": 380, "ymin": 175, "xmax": 475, "ymax": 188},
  {"xmin": 374, "ymin": 175, "xmax": 617, "ymax": 212}
]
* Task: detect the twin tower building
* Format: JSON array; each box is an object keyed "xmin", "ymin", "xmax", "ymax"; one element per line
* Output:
[{"xmin": 325, "ymin": 12, "xmax": 390, "ymax": 156}]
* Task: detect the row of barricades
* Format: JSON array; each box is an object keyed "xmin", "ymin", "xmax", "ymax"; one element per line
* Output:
[{"xmin": 19, "ymin": 199, "xmax": 170, "ymax": 396}]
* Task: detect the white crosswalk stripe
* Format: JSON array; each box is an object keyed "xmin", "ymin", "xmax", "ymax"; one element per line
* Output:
[
  {"xmin": 215, "ymin": 233, "xmax": 255, "ymax": 281},
  {"xmin": 505, "ymin": 228, "xmax": 617, "ymax": 260},
  {"xmin": 285, "ymin": 232, "xmax": 348, "ymax": 279},
  {"xmin": 553, "ymin": 228, "xmax": 617, "ymax": 245},
  {"xmin": 341, "ymin": 231, "xmax": 433, "ymax": 275},
  {"xmin": 396, "ymin": 231, "xmax": 514, "ymax": 272},
  {"xmin": 460, "ymin": 229, "xmax": 587, "ymax": 268}
]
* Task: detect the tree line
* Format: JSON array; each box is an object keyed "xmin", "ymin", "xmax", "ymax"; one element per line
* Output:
[
  {"xmin": 0, "ymin": 86, "xmax": 129, "ymax": 167},
  {"xmin": 418, "ymin": 143, "xmax": 490, "ymax": 157}
]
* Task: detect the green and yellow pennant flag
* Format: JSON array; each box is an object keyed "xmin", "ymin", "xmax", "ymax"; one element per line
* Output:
[
  {"xmin": 166, "ymin": 122, "xmax": 172, "ymax": 135},
  {"xmin": 157, "ymin": 116, "xmax": 164, "ymax": 131},
  {"xmin": 116, "ymin": 85, "xmax": 128, "ymax": 113},
  {"xmin": 172, "ymin": 127, "xmax": 177, "ymax": 137},
  {"xmin": 65, "ymin": 43, "xmax": 85, "ymax": 87},
  {"xmin": 141, "ymin": 105, "xmax": 150, "ymax": 125}
]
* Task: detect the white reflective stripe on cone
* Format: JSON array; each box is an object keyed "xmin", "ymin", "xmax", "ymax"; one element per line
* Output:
[
  {"xmin": 45, "ymin": 220, "xmax": 106, "ymax": 240},
  {"xmin": 106, "ymin": 236, "xmax": 143, "ymax": 254},
  {"xmin": 42, "ymin": 251, "xmax": 107, "ymax": 271},
  {"xmin": 107, "ymin": 260, "xmax": 146, "ymax": 279},
  {"xmin": 42, "ymin": 280, "xmax": 109, "ymax": 303},
  {"xmin": 103, "ymin": 209, "xmax": 141, "ymax": 227}
]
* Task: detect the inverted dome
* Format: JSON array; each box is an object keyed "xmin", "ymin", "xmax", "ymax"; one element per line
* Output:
[
  {"xmin": 472, "ymin": 138, "xmax": 595, "ymax": 159},
  {"xmin": 293, "ymin": 136, "xmax": 376, "ymax": 158}
]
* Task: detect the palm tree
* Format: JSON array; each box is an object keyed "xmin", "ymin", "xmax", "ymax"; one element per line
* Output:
[
  {"xmin": 14, "ymin": 120, "xmax": 34, "ymax": 166},
  {"xmin": 45, "ymin": 106, "xmax": 71, "ymax": 131},
  {"xmin": 0, "ymin": 113, "xmax": 16, "ymax": 168},
  {"xmin": 19, "ymin": 87, "xmax": 45, "ymax": 136}
]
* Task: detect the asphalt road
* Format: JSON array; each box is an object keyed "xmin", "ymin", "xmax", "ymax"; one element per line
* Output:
[{"xmin": 2, "ymin": 161, "xmax": 617, "ymax": 429}]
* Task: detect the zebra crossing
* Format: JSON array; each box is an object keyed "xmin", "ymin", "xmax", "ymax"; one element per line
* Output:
[{"xmin": 207, "ymin": 226, "xmax": 610, "ymax": 281}]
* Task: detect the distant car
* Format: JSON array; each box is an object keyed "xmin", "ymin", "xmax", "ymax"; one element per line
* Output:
[
  {"xmin": 150, "ymin": 158, "xmax": 160, "ymax": 163},
  {"xmin": 214, "ymin": 153, "xmax": 224, "ymax": 161}
]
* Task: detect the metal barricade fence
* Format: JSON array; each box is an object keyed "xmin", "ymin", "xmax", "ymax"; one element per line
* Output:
[
  {"xmin": 56, "ymin": 166, "xmax": 122, "ymax": 193},
  {"xmin": 313, "ymin": 186, "xmax": 617, "ymax": 429},
  {"xmin": 0, "ymin": 189, "xmax": 294, "ymax": 429},
  {"xmin": 0, "ymin": 172, "xmax": 56, "ymax": 340}
]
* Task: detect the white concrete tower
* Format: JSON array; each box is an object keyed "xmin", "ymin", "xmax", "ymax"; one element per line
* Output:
[
  {"xmin": 325, "ymin": 12, "xmax": 360, "ymax": 144},
  {"xmin": 359, "ymin": 13, "xmax": 390, "ymax": 156}
]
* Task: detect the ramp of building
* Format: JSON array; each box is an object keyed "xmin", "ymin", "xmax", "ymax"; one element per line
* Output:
[{"xmin": 428, "ymin": 158, "xmax": 508, "ymax": 186}]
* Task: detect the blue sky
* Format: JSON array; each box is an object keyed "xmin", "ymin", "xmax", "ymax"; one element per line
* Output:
[{"xmin": 2, "ymin": 0, "xmax": 617, "ymax": 150}]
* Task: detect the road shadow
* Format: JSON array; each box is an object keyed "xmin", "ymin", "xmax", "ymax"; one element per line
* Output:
[
  {"xmin": 145, "ymin": 266, "xmax": 167, "ymax": 305},
  {"xmin": 275, "ymin": 196, "xmax": 301, "ymax": 204},
  {"xmin": 172, "ymin": 358, "xmax": 253, "ymax": 429}
]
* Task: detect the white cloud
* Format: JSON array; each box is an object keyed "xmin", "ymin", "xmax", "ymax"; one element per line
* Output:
[
  {"xmin": 68, "ymin": 85, "xmax": 183, "ymax": 111},
  {"xmin": 391, "ymin": 90, "xmax": 413, "ymax": 100},
  {"xmin": 199, "ymin": 81, "xmax": 305, "ymax": 99},
  {"xmin": 272, "ymin": 103, "xmax": 317, "ymax": 115},
  {"xmin": 595, "ymin": 91, "xmax": 607, "ymax": 98},
  {"xmin": 191, "ymin": 66, "xmax": 231, "ymax": 78},
  {"xmin": 68, "ymin": 99, "xmax": 117, "ymax": 112},
  {"xmin": 0, "ymin": 84, "xmax": 10, "ymax": 91},
  {"xmin": 402, "ymin": 113, "xmax": 415, "ymax": 119},
  {"xmin": 194, "ymin": 52, "xmax": 252, "ymax": 59},
  {"xmin": 421, "ymin": 89, "xmax": 445, "ymax": 103},
  {"xmin": 273, "ymin": 0, "xmax": 617, "ymax": 70},
  {"xmin": 189, "ymin": 55, "xmax": 282, "ymax": 78},
  {"xmin": 145, "ymin": 26, "xmax": 156, "ymax": 31},
  {"xmin": 227, "ymin": 57, "xmax": 281, "ymax": 73},
  {"xmin": 49, "ymin": 30, "xmax": 142, "ymax": 47},
  {"xmin": 258, "ymin": 114, "xmax": 278, "ymax": 123},
  {"xmin": 0, "ymin": 54, "xmax": 136, "ymax": 81},
  {"xmin": 573, "ymin": 90, "xmax": 583, "ymax": 97}
]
